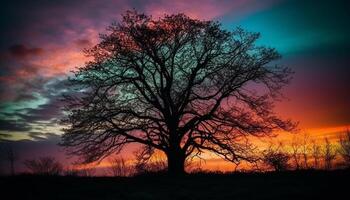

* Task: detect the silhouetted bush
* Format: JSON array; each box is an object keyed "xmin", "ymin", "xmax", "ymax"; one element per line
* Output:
[
  {"xmin": 262, "ymin": 144, "xmax": 290, "ymax": 171},
  {"xmin": 24, "ymin": 157, "xmax": 63, "ymax": 175}
]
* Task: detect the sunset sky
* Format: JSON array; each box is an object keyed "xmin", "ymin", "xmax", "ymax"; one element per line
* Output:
[{"xmin": 0, "ymin": 0, "xmax": 349, "ymax": 172}]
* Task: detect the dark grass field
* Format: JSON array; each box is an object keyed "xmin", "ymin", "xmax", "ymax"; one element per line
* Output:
[{"xmin": 1, "ymin": 170, "xmax": 348, "ymax": 200}]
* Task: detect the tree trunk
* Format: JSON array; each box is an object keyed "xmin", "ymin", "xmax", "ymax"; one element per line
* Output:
[
  {"xmin": 166, "ymin": 151, "xmax": 185, "ymax": 175},
  {"xmin": 10, "ymin": 159, "xmax": 14, "ymax": 176}
]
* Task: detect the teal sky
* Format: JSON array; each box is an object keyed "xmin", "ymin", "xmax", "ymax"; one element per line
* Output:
[{"xmin": 221, "ymin": 0, "xmax": 350, "ymax": 56}]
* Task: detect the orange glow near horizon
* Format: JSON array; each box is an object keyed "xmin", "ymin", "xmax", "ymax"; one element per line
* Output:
[{"xmin": 75, "ymin": 124, "xmax": 349, "ymax": 175}]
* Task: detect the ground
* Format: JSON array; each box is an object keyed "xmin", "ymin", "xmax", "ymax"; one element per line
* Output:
[{"xmin": 1, "ymin": 170, "xmax": 348, "ymax": 200}]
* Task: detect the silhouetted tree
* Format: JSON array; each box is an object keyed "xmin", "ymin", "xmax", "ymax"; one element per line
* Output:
[
  {"xmin": 0, "ymin": 144, "xmax": 18, "ymax": 176},
  {"xmin": 7, "ymin": 146, "xmax": 16, "ymax": 176},
  {"xmin": 300, "ymin": 133, "xmax": 310, "ymax": 169},
  {"xmin": 311, "ymin": 140, "xmax": 321, "ymax": 169},
  {"xmin": 290, "ymin": 135, "xmax": 301, "ymax": 170},
  {"xmin": 323, "ymin": 138, "xmax": 336, "ymax": 170},
  {"xmin": 61, "ymin": 10, "xmax": 295, "ymax": 175},
  {"xmin": 0, "ymin": 145, "xmax": 6, "ymax": 175},
  {"xmin": 338, "ymin": 130, "xmax": 350, "ymax": 168},
  {"xmin": 24, "ymin": 157, "xmax": 63, "ymax": 175},
  {"xmin": 290, "ymin": 133, "xmax": 310, "ymax": 170}
]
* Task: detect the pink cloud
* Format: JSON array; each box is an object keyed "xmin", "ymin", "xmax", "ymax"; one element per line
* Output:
[
  {"xmin": 1, "ymin": 0, "xmax": 282, "ymax": 83},
  {"xmin": 0, "ymin": 0, "xmax": 283, "ymax": 102}
]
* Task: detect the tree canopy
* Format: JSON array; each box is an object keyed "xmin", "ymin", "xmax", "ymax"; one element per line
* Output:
[{"xmin": 61, "ymin": 11, "xmax": 296, "ymax": 174}]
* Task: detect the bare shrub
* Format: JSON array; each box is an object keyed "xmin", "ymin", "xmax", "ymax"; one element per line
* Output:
[
  {"xmin": 24, "ymin": 157, "xmax": 63, "ymax": 175},
  {"xmin": 262, "ymin": 143, "xmax": 290, "ymax": 171}
]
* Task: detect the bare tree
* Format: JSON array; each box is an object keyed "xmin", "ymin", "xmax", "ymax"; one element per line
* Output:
[
  {"xmin": 323, "ymin": 138, "xmax": 336, "ymax": 170},
  {"xmin": 61, "ymin": 10, "xmax": 295, "ymax": 175},
  {"xmin": 290, "ymin": 136, "xmax": 301, "ymax": 170},
  {"xmin": 7, "ymin": 146, "xmax": 16, "ymax": 176},
  {"xmin": 311, "ymin": 140, "xmax": 321, "ymax": 169},
  {"xmin": 0, "ymin": 144, "xmax": 7, "ymax": 175},
  {"xmin": 0, "ymin": 144, "xmax": 18, "ymax": 176},
  {"xmin": 24, "ymin": 157, "xmax": 63, "ymax": 175},
  {"xmin": 300, "ymin": 133, "xmax": 310, "ymax": 169},
  {"xmin": 5, "ymin": 145, "xmax": 17, "ymax": 176},
  {"xmin": 262, "ymin": 143, "xmax": 290, "ymax": 172},
  {"xmin": 338, "ymin": 130, "xmax": 350, "ymax": 168}
]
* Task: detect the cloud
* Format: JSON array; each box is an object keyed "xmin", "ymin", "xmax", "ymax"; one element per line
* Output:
[
  {"xmin": 0, "ymin": 73, "xmax": 48, "ymax": 102},
  {"xmin": 143, "ymin": 0, "xmax": 253, "ymax": 19},
  {"xmin": 0, "ymin": 133, "xmax": 10, "ymax": 139},
  {"xmin": 74, "ymin": 39, "xmax": 93, "ymax": 48},
  {"xmin": 0, "ymin": 119, "xmax": 31, "ymax": 132},
  {"xmin": 0, "ymin": 0, "xmax": 279, "ymax": 102},
  {"xmin": 28, "ymin": 131, "xmax": 59, "ymax": 141},
  {"xmin": 8, "ymin": 44, "xmax": 44, "ymax": 58},
  {"xmin": 19, "ymin": 100, "xmax": 64, "ymax": 123},
  {"xmin": 0, "ymin": 77, "xmax": 71, "ymax": 139}
]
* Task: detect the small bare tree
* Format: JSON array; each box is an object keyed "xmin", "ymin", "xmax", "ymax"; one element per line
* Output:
[
  {"xmin": 290, "ymin": 136, "xmax": 301, "ymax": 170},
  {"xmin": 311, "ymin": 140, "xmax": 321, "ymax": 169},
  {"xmin": 6, "ymin": 145, "xmax": 17, "ymax": 176},
  {"xmin": 300, "ymin": 133, "xmax": 310, "ymax": 169},
  {"xmin": 338, "ymin": 130, "xmax": 350, "ymax": 168},
  {"xmin": 0, "ymin": 144, "xmax": 5, "ymax": 175},
  {"xmin": 24, "ymin": 157, "xmax": 63, "ymax": 175},
  {"xmin": 323, "ymin": 138, "xmax": 336, "ymax": 170},
  {"xmin": 262, "ymin": 143, "xmax": 290, "ymax": 172}
]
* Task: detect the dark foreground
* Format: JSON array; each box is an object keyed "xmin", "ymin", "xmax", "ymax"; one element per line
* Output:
[{"xmin": 1, "ymin": 170, "xmax": 348, "ymax": 200}]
